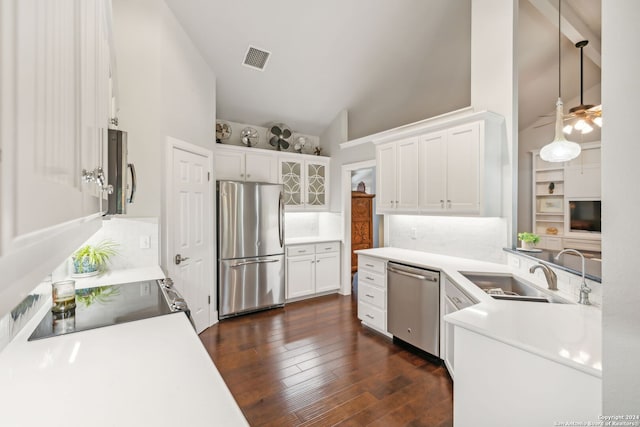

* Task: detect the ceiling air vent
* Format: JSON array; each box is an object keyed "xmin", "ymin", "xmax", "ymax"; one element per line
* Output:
[{"xmin": 242, "ymin": 46, "xmax": 271, "ymax": 71}]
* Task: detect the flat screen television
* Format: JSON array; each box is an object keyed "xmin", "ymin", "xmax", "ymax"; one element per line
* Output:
[{"xmin": 569, "ymin": 200, "xmax": 601, "ymax": 233}]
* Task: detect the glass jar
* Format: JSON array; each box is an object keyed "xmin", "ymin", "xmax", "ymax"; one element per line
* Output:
[{"xmin": 52, "ymin": 280, "xmax": 76, "ymax": 312}]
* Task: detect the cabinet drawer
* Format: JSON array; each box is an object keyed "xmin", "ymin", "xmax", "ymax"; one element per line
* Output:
[
  {"xmin": 358, "ymin": 270, "xmax": 385, "ymax": 289},
  {"xmin": 287, "ymin": 244, "xmax": 316, "ymax": 256},
  {"xmin": 315, "ymin": 241, "xmax": 340, "ymax": 254},
  {"xmin": 358, "ymin": 256, "xmax": 385, "ymax": 275},
  {"xmin": 358, "ymin": 301, "xmax": 386, "ymax": 331},
  {"xmin": 444, "ymin": 278, "xmax": 476, "ymax": 310},
  {"xmin": 359, "ymin": 283, "xmax": 385, "ymax": 309},
  {"xmin": 563, "ymin": 238, "xmax": 601, "ymax": 252}
]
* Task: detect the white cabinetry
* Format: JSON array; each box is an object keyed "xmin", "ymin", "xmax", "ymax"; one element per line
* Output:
[
  {"xmin": 357, "ymin": 255, "xmax": 390, "ymax": 336},
  {"xmin": 214, "ymin": 145, "xmax": 278, "ymax": 183},
  {"xmin": 454, "ymin": 327, "xmax": 601, "ymax": 426},
  {"xmin": 279, "ymin": 155, "xmax": 330, "ymax": 211},
  {"xmin": 376, "ymin": 116, "xmax": 502, "ymax": 216},
  {"xmin": 440, "ymin": 276, "xmax": 477, "ymax": 380},
  {"xmin": 419, "ymin": 122, "xmax": 497, "ymax": 215},
  {"xmin": 0, "ymin": 0, "xmax": 112, "ymax": 316},
  {"xmin": 286, "ymin": 242, "xmax": 340, "ymax": 300},
  {"xmin": 375, "ymin": 138, "xmax": 419, "ymax": 213}
]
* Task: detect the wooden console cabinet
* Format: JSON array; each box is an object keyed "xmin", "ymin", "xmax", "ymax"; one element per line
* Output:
[{"xmin": 351, "ymin": 191, "xmax": 376, "ymax": 273}]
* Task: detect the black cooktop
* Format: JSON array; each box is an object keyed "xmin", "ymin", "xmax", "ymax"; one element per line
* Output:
[{"xmin": 29, "ymin": 280, "xmax": 174, "ymax": 341}]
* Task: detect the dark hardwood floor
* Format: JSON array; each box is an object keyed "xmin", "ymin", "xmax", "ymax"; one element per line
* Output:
[{"xmin": 199, "ymin": 294, "xmax": 453, "ymax": 427}]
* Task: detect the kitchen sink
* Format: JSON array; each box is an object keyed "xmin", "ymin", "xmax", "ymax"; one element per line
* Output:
[{"xmin": 460, "ymin": 272, "xmax": 569, "ymax": 304}]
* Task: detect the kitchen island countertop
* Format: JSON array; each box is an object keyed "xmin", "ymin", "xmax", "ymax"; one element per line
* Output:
[
  {"xmin": 356, "ymin": 247, "xmax": 602, "ymax": 378},
  {"xmin": 0, "ymin": 269, "xmax": 249, "ymax": 427}
]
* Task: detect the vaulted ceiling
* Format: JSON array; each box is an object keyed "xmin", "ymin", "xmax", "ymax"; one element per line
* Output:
[{"xmin": 165, "ymin": 0, "xmax": 601, "ymax": 139}]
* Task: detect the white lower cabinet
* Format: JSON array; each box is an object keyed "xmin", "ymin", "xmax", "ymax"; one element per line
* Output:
[
  {"xmin": 454, "ymin": 327, "xmax": 601, "ymax": 427},
  {"xmin": 286, "ymin": 242, "xmax": 340, "ymax": 300},
  {"xmin": 440, "ymin": 276, "xmax": 477, "ymax": 380},
  {"xmin": 357, "ymin": 255, "xmax": 389, "ymax": 336}
]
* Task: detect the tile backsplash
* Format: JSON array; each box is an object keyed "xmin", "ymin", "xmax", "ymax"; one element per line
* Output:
[
  {"xmin": 387, "ymin": 215, "xmax": 508, "ymax": 263},
  {"xmin": 285, "ymin": 212, "xmax": 342, "ymax": 239},
  {"xmin": 76, "ymin": 217, "xmax": 159, "ymax": 271},
  {"xmin": 507, "ymin": 252, "xmax": 602, "ymax": 307}
]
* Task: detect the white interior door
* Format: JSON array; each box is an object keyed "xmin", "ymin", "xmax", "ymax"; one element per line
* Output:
[{"xmin": 169, "ymin": 142, "xmax": 213, "ymax": 333}]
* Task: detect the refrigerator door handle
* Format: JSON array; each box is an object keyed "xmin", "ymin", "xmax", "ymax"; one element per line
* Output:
[
  {"xmin": 278, "ymin": 191, "xmax": 284, "ymax": 248},
  {"xmin": 231, "ymin": 258, "xmax": 280, "ymax": 268}
]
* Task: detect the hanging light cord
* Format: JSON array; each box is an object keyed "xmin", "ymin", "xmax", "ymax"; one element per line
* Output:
[{"xmin": 558, "ymin": 0, "xmax": 562, "ymax": 99}]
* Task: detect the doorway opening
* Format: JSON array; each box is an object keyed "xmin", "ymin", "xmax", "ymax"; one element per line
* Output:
[{"xmin": 341, "ymin": 160, "xmax": 383, "ymax": 295}]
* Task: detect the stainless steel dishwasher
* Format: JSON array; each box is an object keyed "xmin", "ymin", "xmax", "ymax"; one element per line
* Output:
[{"xmin": 387, "ymin": 262, "xmax": 440, "ymax": 357}]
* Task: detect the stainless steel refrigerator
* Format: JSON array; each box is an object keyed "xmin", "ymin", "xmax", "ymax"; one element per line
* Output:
[{"xmin": 217, "ymin": 181, "xmax": 285, "ymax": 319}]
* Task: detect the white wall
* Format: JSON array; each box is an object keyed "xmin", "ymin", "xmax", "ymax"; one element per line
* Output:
[
  {"xmin": 113, "ymin": 0, "xmax": 215, "ymax": 214},
  {"xmin": 471, "ymin": 0, "xmax": 517, "ymax": 247},
  {"xmin": 113, "ymin": 0, "xmax": 215, "ymax": 272},
  {"xmin": 601, "ymin": 1, "xmax": 640, "ymax": 414}
]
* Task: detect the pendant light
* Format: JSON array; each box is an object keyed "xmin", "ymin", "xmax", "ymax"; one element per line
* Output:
[{"xmin": 539, "ymin": 0, "xmax": 581, "ymax": 163}]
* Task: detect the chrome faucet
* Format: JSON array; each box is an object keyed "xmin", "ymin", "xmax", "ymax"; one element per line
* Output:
[
  {"xmin": 529, "ymin": 262, "xmax": 558, "ymax": 291},
  {"xmin": 555, "ymin": 249, "xmax": 591, "ymax": 305}
]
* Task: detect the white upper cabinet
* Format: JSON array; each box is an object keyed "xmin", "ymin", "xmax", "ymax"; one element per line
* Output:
[
  {"xmin": 376, "ymin": 137, "xmax": 419, "ymax": 214},
  {"xmin": 279, "ymin": 154, "xmax": 330, "ymax": 211},
  {"xmin": 213, "ymin": 145, "xmax": 330, "ymax": 210},
  {"xmin": 214, "ymin": 145, "xmax": 278, "ymax": 183},
  {"xmin": 1, "ymin": 0, "xmax": 112, "ymax": 255},
  {"xmin": 376, "ymin": 143, "xmax": 397, "ymax": 212},
  {"xmin": 376, "ymin": 114, "xmax": 503, "ymax": 216},
  {"xmin": 418, "ymin": 131, "xmax": 447, "ymax": 211},
  {"xmin": 0, "ymin": 0, "xmax": 112, "ymax": 317},
  {"xmin": 445, "ymin": 122, "xmax": 480, "ymax": 213}
]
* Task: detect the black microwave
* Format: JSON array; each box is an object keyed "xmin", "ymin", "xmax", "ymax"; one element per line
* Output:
[{"xmin": 106, "ymin": 129, "xmax": 136, "ymax": 215}]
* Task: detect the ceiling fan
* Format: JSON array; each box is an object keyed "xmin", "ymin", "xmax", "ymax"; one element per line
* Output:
[
  {"xmin": 563, "ymin": 40, "xmax": 602, "ymax": 135},
  {"xmin": 536, "ymin": 40, "xmax": 602, "ymax": 135}
]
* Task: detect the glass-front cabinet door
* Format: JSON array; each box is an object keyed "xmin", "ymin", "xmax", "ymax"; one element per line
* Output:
[
  {"xmin": 279, "ymin": 156, "xmax": 330, "ymax": 211},
  {"xmin": 306, "ymin": 161, "xmax": 327, "ymax": 209},
  {"xmin": 280, "ymin": 159, "xmax": 303, "ymax": 208}
]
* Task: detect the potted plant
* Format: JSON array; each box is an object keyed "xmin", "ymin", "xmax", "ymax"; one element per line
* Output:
[
  {"xmin": 72, "ymin": 240, "xmax": 118, "ymax": 276},
  {"xmin": 517, "ymin": 232, "xmax": 540, "ymax": 250}
]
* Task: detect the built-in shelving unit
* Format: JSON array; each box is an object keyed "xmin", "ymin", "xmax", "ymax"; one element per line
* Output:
[{"xmin": 530, "ymin": 142, "xmax": 601, "ymax": 252}]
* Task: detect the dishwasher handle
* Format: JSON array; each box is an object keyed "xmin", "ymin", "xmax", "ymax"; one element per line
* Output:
[{"xmin": 387, "ymin": 265, "xmax": 438, "ymax": 282}]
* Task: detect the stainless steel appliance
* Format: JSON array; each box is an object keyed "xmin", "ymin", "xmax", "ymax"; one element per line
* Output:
[
  {"xmin": 217, "ymin": 181, "xmax": 285, "ymax": 319},
  {"xmin": 29, "ymin": 278, "xmax": 191, "ymax": 341},
  {"xmin": 106, "ymin": 129, "xmax": 136, "ymax": 214},
  {"xmin": 387, "ymin": 262, "xmax": 440, "ymax": 357}
]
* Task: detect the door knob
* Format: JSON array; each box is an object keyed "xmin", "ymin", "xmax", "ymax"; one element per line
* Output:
[{"xmin": 175, "ymin": 254, "xmax": 189, "ymax": 265}]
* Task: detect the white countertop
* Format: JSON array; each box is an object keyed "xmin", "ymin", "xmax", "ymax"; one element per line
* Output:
[
  {"xmin": 285, "ymin": 236, "xmax": 343, "ymax": 245},
  {"xmin": 0, "ymin": 268, "xmax": 249, "ymax": 427},
  {"xmin": 356, "ymin": 247, "xmax": 602, "ymax": 378}
]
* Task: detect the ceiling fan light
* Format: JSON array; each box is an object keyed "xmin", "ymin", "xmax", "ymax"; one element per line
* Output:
[
  {"xmin": 563, "ymin": 124, "xmax": 574, "ymax": 135},
  {"xmin": 540, "ymin": 98, "xmax": 582, "ymax": 163},
  {"xmin": 574, "ymin": 119, "xmax": 586, "ymax": 130},
  {"xmin": 594, "ymin": 116, "xmax": 602, "ymax": 127},
  {"xmin": 581, "ymin": 123, "xmax": 593, "ymax": 134}
]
